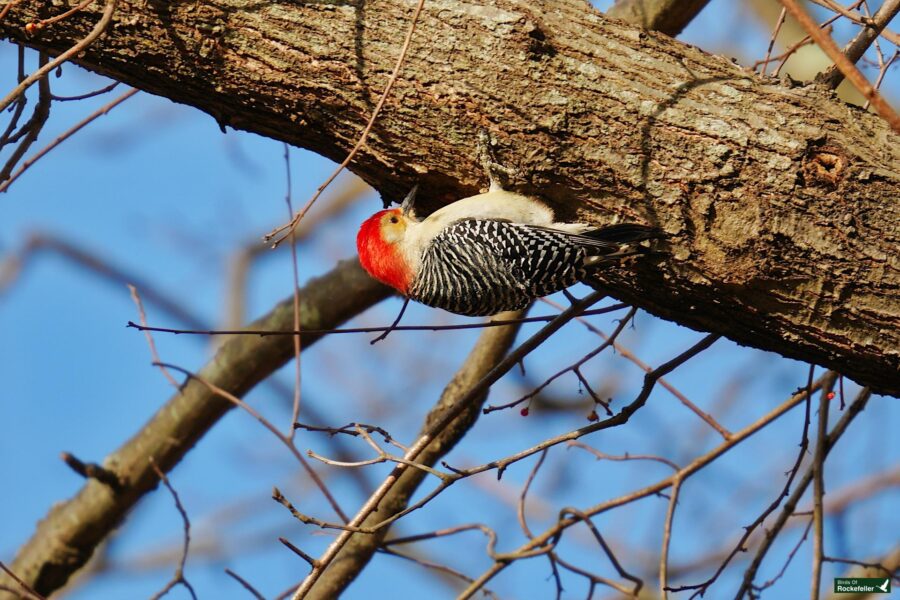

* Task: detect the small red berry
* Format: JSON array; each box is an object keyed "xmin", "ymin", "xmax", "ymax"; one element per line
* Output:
[
  {"xmin": 520, "ymin": 407, "xmax": 529, "ymax": 417},
  {"xmin": 587, "ymin": 410, "xmax": 599, "ymax": 422},
  {"xmin": 826, "ymin": 392, "xmax": 835, "ymax": 400}
]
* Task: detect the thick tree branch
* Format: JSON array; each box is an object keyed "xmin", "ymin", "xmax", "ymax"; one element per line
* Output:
[
  {"xmin": 1, "ymin": 0, "xmax": 898, "ymax": 394},
  {"xmin": 607, "ymin": 0, "xmax": 712, "ymax": 36},
  {"xmin": 0, "ymin": 260, "xmax": 391, "ymax": 598},
  {"xmin": 304, "ymin": 308, "xmax": 525, "ymax": 599}
]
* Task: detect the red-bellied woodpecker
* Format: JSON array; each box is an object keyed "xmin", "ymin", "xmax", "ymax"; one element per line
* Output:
[{"xmin": 357, "ymin": 186, "xmax": 661, "ymax": 316}]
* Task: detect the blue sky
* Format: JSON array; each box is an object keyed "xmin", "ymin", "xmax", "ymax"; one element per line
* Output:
[{"xmin": 1, "ymin": 1, "xmax": 897, "ymax": 598}]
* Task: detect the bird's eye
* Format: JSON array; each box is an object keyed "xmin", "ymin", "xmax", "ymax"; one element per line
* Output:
[{"xmin": 389, "ymin": 216, "xmax": 399, "ymax": 224}]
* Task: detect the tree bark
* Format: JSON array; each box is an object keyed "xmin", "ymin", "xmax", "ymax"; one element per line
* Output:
[{"xmin": 3, "ymin": 0, "xmax": 898, "ymax": 394}]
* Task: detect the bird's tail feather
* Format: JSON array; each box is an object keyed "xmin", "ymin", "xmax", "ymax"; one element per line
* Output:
[
  {"xmin": 581, "ymin": 223, "xmax": 663, "ymax": 243},
  {"xmin": 580, "ymin": 224, "xmax": 665, "ymax": 264}
]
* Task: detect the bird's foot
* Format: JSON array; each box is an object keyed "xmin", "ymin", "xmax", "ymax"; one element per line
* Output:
[{"xmin": 477, "ymin": 129, "xmax": 518, "ymax": 193}]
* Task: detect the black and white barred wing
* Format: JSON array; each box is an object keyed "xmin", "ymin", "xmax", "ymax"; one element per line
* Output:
[{"xmin": 408, "ymin": 219, "xmax": 587, "ymax": 316}]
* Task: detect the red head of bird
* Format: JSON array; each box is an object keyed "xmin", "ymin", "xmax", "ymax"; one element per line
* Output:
[{"xmin": 357, "ymin": 208, "xmax": 415, "ymax": 294}]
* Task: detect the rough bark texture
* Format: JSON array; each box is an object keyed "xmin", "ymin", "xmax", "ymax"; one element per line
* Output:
[
  {"xmin": 3, "ymin": 0, "xmax": 899, "ymax": 396},
  {"xmin": 0, "ymin": 260, "xmax": 392, "ymax": 598}
]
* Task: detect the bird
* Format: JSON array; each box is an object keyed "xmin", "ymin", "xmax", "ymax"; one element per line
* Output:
[{"xmin": 356, "ymin": 184, "xmax": 661, "ymax": 317}]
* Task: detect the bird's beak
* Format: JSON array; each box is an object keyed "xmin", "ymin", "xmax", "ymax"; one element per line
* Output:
[{"xmin": 400, "ymin": 184, "xmax": 419, "ymax": 220}]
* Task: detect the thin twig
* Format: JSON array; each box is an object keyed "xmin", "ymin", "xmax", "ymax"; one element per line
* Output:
[
  {"xmin": 660, "ymin": 476, "xmax": 683, "ymax": 600},
  {"xmin": 264, "ymin": 0, "xmax": 425, "ymax": 247},
  {"xmin": 0, "ymin": 53, "xmax": 51, "ymax": 183},
  {"xmin": 30, "ymin": 0, "xmax": 95, "ymax": 28},
  {"xmin": 59, "ymin": 451, "xmax": 122, "ymax": 489},
  {"xmin": 0, "ymin": 88, "xmax": 138, "ymax": 193},
  {"xmin": 51, "ymin": 80, "xmax": 119, "ymax": 102},
  {"xmin": 1, "ymin": 260, "xmax": 391, "ymax": 599},
  {"xmin": 539, "ymin": 297, "xmax": 731, "ymax": 438},
  {"xmin": 753, "ymin": 1, "xmax": 868, "ymax": 76},
  {"xmin": 483, "ymin": 307, "xmax": 638, "ymax": 414},
  {"xmin": 864, "ymin": 48, "xmax": 899, "ymax": 110},
  {"xmin": 760, "ymin": 8, "xmax": 787, "ymax": 75},
  {"xmin": 778, "ymin": 0, "xmax": 900, "ymax": 132},
  {"xmin": 384, "ymin": 523, "xmax": 498, "ymax": 550},
  {"xmin": 553, "ymin": 554, "xmax": 636, "ymax": 598},
  {"xmin": 670, "ymin": 370, "xmax": 835, "ymax": 597},
  {"xmin": 370, "ymin": 297, "xmax": 410, "ymax": 344},
  {"xmin": 148, "ymin": 459, "xmax": 197, "ymax": 600},
  {"xmin": 560, "ymin": 508, "xmax": 644, "ymax": 595},
  {"xmin": 0, "ymin": 45, "xmax": 28, "ymax": 149},
  {"xmin": 825, "ymin": 554, "xmax": 900, "ymax": 580},
  {"xmin": 156, "ymin": 363, "xmax": 349, "ymax": 524},
  {"xmin": 807, "ymin": 0, "xmax": 900, "ymax": 44},
  {"xmin": 380, "ymin": 547, "xmax": 501, "ymax": 599},
  {"xmin": 278, "ymin": 537, "xmax": 319, "ymax": 569},
  {"xmin": 129, "ymin": 285, "xmax": 182, "ymax": 390},
  {"xmin": 290, "ymin": 292, "xmax": 606, "ymax": 598},
  {"xmin": 733, "ymin": 386, "xmax": 871, "ymax": 600},
  {"xmin": 568, "ymin": 442, "xmax": 680, "ymax": 471},
  {"xmin": 224, "ymin": 569, "xmax": 265, "ymax": 600},
  {"xmin": 811, "ymin": 0, "xmax": 874, "ymax": 24},
  {"xmin": 460, "ymin": 335, "xmax": 718, "ymax": 480},
  {"xmin": 818, "ymin": 0, "xmax": 900, "ymax": 88},
  {"xmin": 283, "ymin": 143, "xmax": 303, "ymax": 440},
  {"xmin": 0, "ymin": 0, "xmax": 118, "ymax": 114},
  {"xmin": 0, "ymin": 562, "xmax": 44, "ymax": 600},
  {"xmin": 754, "ymin": 519, "xmax": 815, "ymax": 592},
  {"xmin": 224, "ymin": 178, "xmax": 369, "ymax": 328},
  {"xmin": 517, "ymin": 449, "xmax": 548, "ymax": 539},
  {"xmin": 125, "ymin": 304, "xmax": 628, "ymax": 337},
  {"xmin": 458, "ymin": 372, "xmax": 826, "ymax": 599},
  {"xmin": 810, "ymin": 386, "xmax": 832, "ymax": 599}
]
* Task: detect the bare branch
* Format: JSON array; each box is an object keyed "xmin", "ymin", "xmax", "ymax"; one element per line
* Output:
[
  {"xmin": 296, "ymin": 303, "xmax": 535, "ymax": 598},
  {"xmin": 125, "ymin": 304, "xmax": 628, "ymax": 338},
  {"xmin": 0, "ymin": 564, "xmax": 43, "ymax": 600},
  {"xmin": 517, "ymin": 449, "xmax": 548, "ymax": 539},
  {"xmin": 606, "ymin": 0, "xmax": 712, "ymax": 36},
  {"xmin": 264, "ymin": 0, "xmax": 426, "ymax": 246},
  {"xmin": 0, "ymin": 260, "xmax": 391, "ymax": 597},
  {"xmin": 0, "ymin": 0, "xmax": 117, "ymax": 114},
  {"xmin": 660, "ymin": 475, "xmax": 683, "ymax": 599},
  {"xmin": 0, "ymin": 87, "xmax": 138, "ymax": 193},
  {"xmin": 0, "ymin": 52, "xmax": 50, "ymax": 183},
  {"xmin": 777, "ymin": 0, "xmax": 900, "ymax": 131},
  {"xmin": 734, "ymin": 386, "xmax": 872, "ymax": 599},
  {"xmin": 818, "ymin": 0, "xmax": 900, "ymax": 88},
  {"xmin": 459, "ymin": 371, "xmax": 832, "ymax": 599},
  {"xmin": 811, "ymin": 387, "xmax": 832, "ymax": 599},
  {"xmin": 670, "ymin": 371, "xmax": 837, "ymax": 597},
  {"xmin": 224, "ymin": 569, "xmax": 265, "ymax": 600},
  {"xmin": 147, "ymin": 460, "xmax": 197, "ymax": 600}
]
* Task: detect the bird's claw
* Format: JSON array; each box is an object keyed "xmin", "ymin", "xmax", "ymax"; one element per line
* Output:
[{"xmin": 478, "ymin": 129, "xmax": 518, "ymax": 192}]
